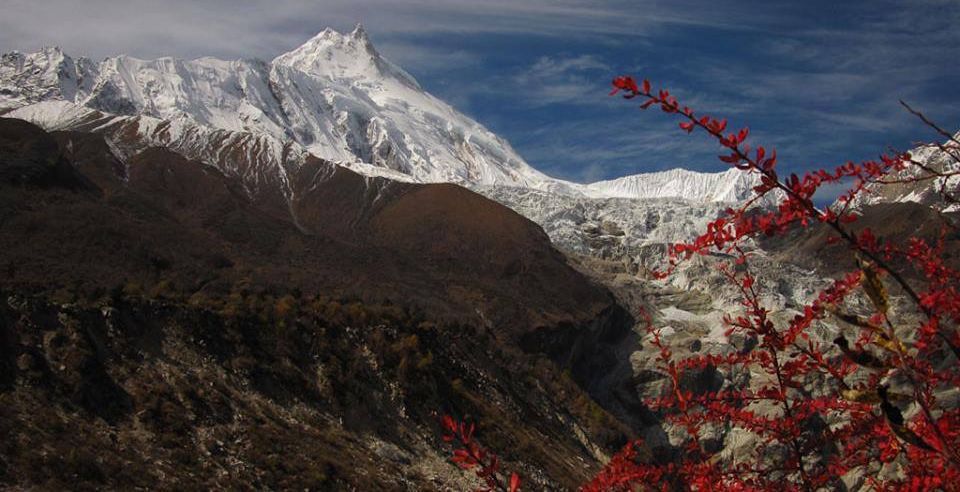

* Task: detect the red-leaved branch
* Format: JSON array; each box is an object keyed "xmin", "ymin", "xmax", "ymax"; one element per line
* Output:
[
  {"xmin": 439, "ymin": 75, "xmax": 960, "ymax": 492},
  {"xmin": 578, "ymin": 75, "xmax": 960, "ymax": 490},
  {"xmin": 441, "ymin": 415, "xmax": 521, "ymax": 492}
]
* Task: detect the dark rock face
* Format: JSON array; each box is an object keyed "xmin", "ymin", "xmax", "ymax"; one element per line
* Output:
[
  {"xmin": 11, "ymin": 299, "xmax": 133, "ymax": 423},
  {"xmin": 519, "ymin": 304, "xmax": 642, "ymax": 424},
  {"xmin": 0, "ymin": 303, "xmax": 17, "ymax": 391},
  {"xmin": 52, "ymin": 130, "xmax": 128, "ymax": 189},
  {"xmin": 0, "ymin": 118, "xmax": 90, "ymax": 187},
  {"xmin": 0, "ymin": 117, "xmax": 637, "ymax": 489}
]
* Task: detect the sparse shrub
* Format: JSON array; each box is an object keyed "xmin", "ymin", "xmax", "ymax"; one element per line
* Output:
[
  {"xmin": 148, "ymin": 279, "xmax": 176, "ymax": 299},
  {"xmin": 121, "ymin": 281, "xmax": 143, "ymax": 297},
  {"xmin": 416, "ymin": 350, "xmax": 434, "ymax": 370},
  {"xmin": 344, "ymin": 302, "xmax": 369, "ymax": 326},
  {"xmin": 274, "ymin": 294, "xmax": 297, "ymax": 318}
]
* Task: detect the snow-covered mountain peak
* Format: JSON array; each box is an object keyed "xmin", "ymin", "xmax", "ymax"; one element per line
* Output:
[
  {"xmin": 1, "ymin": 27, "xmax": 782, "ymax": 207},
  {"xmin": 848, "ymin": 133, "xmax": 960, "ymax": 213},
  {"xmin": 1, "ymin": 46, "xmax": 62, "ymax": 74},
  {"xmin": 36, "ymin": 46, "xmax": 65, "ymax": 59},
  {"xmin": 272, "ymin": 24, "xmax": 408, "ymax": 85},
  {"xmin": 282, "ymin": 24, "xmax": 375, "ymax": 60},
  {"xmin": 0, "ymin": 29, "xmax": 549, "ymax": 188},
  {"xmin": 6, "ymin": 46, "xmax": 75, "ymax": 76},
  {"xmin": 302, "ymin": 23, "xmax": 370, "ymax": 44}
]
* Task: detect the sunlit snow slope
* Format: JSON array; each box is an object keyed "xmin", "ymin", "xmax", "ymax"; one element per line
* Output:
[{"xmin": 1, "ymin": 24, "xmax": 765, "ymax": 204}]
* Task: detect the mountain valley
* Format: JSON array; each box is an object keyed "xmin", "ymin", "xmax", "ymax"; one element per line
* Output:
[{"xmin": 1, "ymin": 25, "xmax": 957, "ymax": 490}]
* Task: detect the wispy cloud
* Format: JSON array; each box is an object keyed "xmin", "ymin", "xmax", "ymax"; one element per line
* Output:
[
  {"xmin": 377, "ymin": 41, "xmax": 482, "ymax": 73},
  {"xmin": 529, "ymin": 55, "xmax": 610, "ymax": 76},
  {"xmin": 0, "ymin": 0, "xmax": 811, "ymax": 60},
  {"xmin": 510, "ymin": 55, "xmax": 613, "ymax": 107}
]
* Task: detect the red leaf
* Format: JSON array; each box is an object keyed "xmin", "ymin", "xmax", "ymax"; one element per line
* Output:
[
  {"xmin": 761, "ymin": 153, "xmax": 778, "ymax": 171},
  {"xmin": 509, "ymin": 472, "xmax": 521, "ymax": 492},
  {"xmin": 719, "ymin": 153, "xmax": 740, "ymax": 164},
  {"xmin": 452, "ymin": 449, "xmax": 477, "ymax": 469},
  {"xmin": 642, "ymin": 79, "xmax": 651, "ymax": 94},
  {"xmin": 610, "ymin": 76, "xmax": 639, "ymax": 95},
  {"xmin": 465, "ymin": 422, "xmax": 475, "ymax": 443},
  {"xmin": 679, "ymin": 121, "xmax": 694, "ymax": 133},
  {"xmin": 442, "ymin": 415, "xmax": 457, "ymax": 433}
]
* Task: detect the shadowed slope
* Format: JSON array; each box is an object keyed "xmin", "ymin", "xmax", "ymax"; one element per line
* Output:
[{"xmin": 0, "ymin": 117, "xmax": 636, "ymax": 489}]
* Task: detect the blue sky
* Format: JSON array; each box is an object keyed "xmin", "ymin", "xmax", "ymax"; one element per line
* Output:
[{"xmin": 3, "ymin": 0, "xmax": 959, "ymax": 195}]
